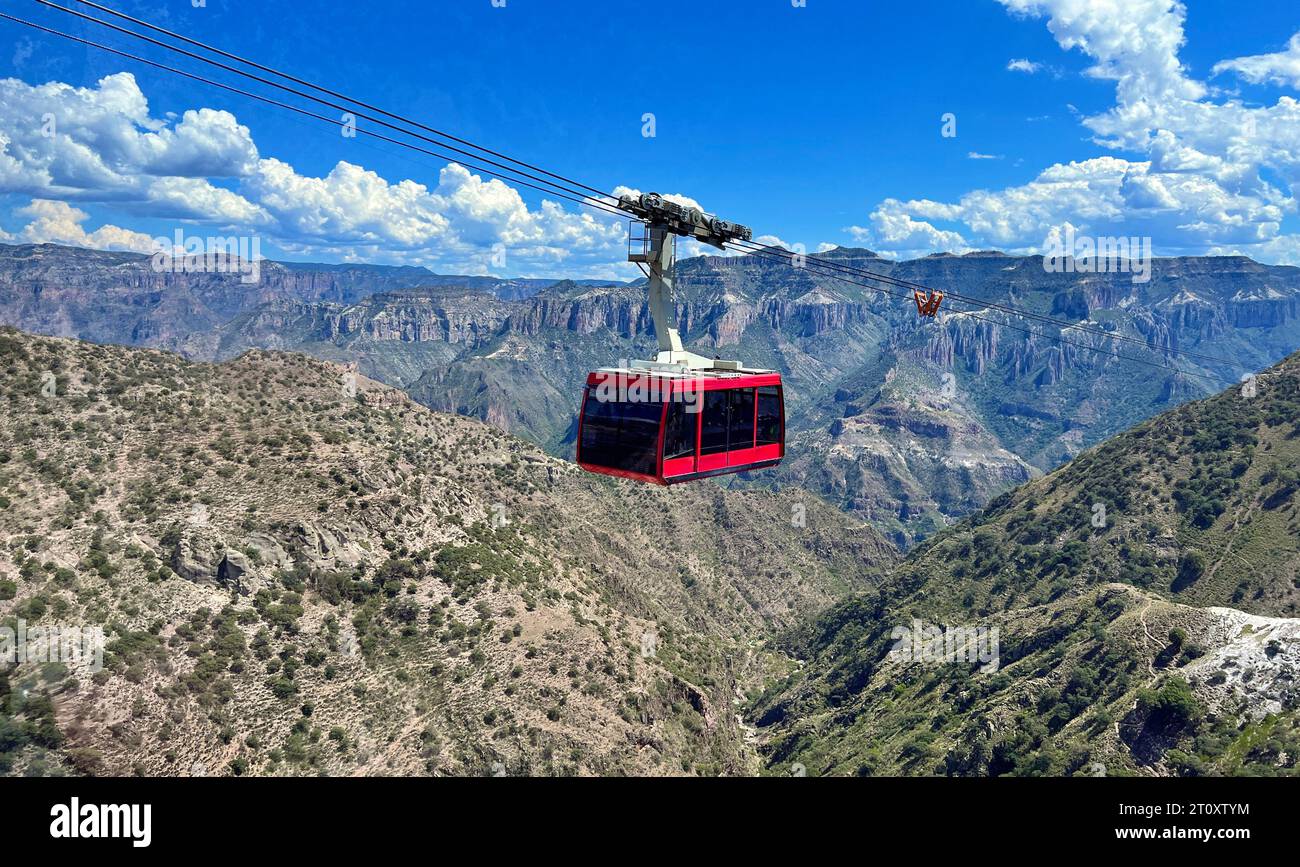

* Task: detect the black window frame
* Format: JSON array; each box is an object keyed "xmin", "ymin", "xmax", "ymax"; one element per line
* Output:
[
  {"xmin": 578, "ymin": 387, "xmax": 667, "ymax": 475},
  {"xmin": 756, "ymin": 385, "xmax": 784, "ymax": 448},
  {"xmin": 699, "ymin": 390, "xmax": 731, "ymax": 456},
  {"xmin": 663, "ymin": 399, "xmax": 697, "ymax": 462},
  {"xmin": 728, "ymin": 388, "xmax": 756, "ymax": 452},
  {"xmin": 699, "ymin": 387, "xmax": 759, "ymax": 457}
]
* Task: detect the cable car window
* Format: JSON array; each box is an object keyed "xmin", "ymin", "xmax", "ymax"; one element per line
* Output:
[
  {"xmin": 663, "ymin": 400, "xmax": 695, "ymax": 461},
  {"xmin": 579, "ymin": 389, "xmax": 663, "ymax": 475},
  {"xmin": 757, "ymin": 386, "xmax": 783, "ymax": 446},
  {"xmin": 728, "ymin": 388, "xmax": 755, "ymax": 450},
  {"xmin": 700, "ymin": 391, "xmax": 730, "ymax": 455}
]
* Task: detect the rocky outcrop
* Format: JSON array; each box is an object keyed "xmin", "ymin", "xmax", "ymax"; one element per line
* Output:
[
  {"xmin": 170, "ymin": 531, "xmax": 221, "ymax": 585},
  {"xmin": 321, "ymin": 291, "xmax": 514, "ymax": 346},
  {"xmin": 292, "ymin": 520, "xmax": 369, "ymax": 568},
  {"xmin": 216, "ymin": 550, "xmax": 258, "ymax": 596},
  {"xmin": 1225, "ymin": 288, "xmax": 1299, "ymax": 329},
  {"xmin": 243, "ymin": 533, "xmax": 292, "ymax": 571},
  {"xmin": 505, "ymin": 287, "xmax": 655, "ymax": 339},
  {"xmin": 167, "ymin": 528, "xmax": 276, "ymax": 595},
  {"xmin": 1189, "ymin": 608, "xmax": 1300, "ymax": 720},
  {"xmin": 670, "ymin": 676, "xmax": 716, "ymax": 731}
]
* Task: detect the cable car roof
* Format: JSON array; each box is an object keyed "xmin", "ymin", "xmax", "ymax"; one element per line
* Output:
[{"xmin": 586, "ymin": 366, "xmax": 782, "ymax": 391}]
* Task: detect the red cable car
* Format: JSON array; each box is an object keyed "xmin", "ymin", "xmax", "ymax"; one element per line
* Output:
[
  {"xmin": 576, "ymin": 367, "xmax": 785, "ymax": 484},
  {"xmin": 575, "ymin": 192, "xmax": 785, "ymax": 484}
]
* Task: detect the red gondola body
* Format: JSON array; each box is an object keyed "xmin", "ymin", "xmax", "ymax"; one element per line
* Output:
[{"xmin": 576, "ymin": 368, "xmax": 785, "ymax": 485}]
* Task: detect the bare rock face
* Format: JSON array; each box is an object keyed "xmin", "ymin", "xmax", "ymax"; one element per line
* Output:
[
  {"xmin": 170, "ymin": 527, "xmax": 271, "ymax": 594},
  {"xmin": 327, "ymin": 290, "xmax": 514, "ymax": 346},
  {"xmin": 506, "ymin": 284, "xmax": 654, "ymax": 338},
  {"xmin": 242, "ymin": 533, "xmax": 292, "ymax": 572},
  {"xmin": 671, "ymin": 676, "xmax": 715, "ymax": 731},
  {"xmin": 1190, "ymin": 608, "xmax": 1300, "ymax": 720},
  {"xmin": 216, "ymin": 550, "xmax": 260, "ymax": 596},
  {"xmin": 1226, "ymin": 289, "xmax": 1299, "ymax": 328},
  {"xmin": 292, "ymin": 520, "xmax": 368, "ymax": 568},
  {"xmin": 169, "ymin": 530, "xmax": 222, "ymax": 585}
]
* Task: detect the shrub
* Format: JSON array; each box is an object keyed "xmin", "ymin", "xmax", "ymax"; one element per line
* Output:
[{"xmin": 1136, "ymin": 677, "xmax": 1202, "ymax": 732}]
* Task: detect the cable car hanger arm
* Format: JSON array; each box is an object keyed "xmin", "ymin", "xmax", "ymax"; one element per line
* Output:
[{"xmin": 619, "ymin": 192, "xmax": 754, "ymax": 371}]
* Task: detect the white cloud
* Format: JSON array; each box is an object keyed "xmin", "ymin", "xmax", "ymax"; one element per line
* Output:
[
  {"xmin": 856, "ymin": 1, "xmax": 1300, "ymax": 264},
  {"xmin": 145, "ymin": 175, "xmax": 269, "ymax": 223},
  {"xmin": 1213, "ymin": 32, "xmax": 1300, "ymax": 89},
  {"xmin": 968, "ymin": 152, "xmax": 1004, "ymax": 160},
  {"xmin": 999, "ymin": 0, "xmax": 1204, "ymax": 103},
  {"xmin": 0, "ymin": 71, "xmax": 629, "ymax": 275},
  {"xmin": 0, "ymin": 73, "xmax": 261, "ymax": 218},
  {"xmin": 16, "ymin": 198, "xmax": 157, "ymax": 253},
  {"xmin": 849, "ymin": 205, "xmax": 970, "ymax": 260},
  {"xmin": 140, "ymin": 107, "xmax": 260, "ymax": 178},
  {"xmin": 239, "ymin": 159, "xmax": 626, "ymax": 268},
  {"xmin": 1207, "ymin": 233, "xmax": 1300, "ymax": 262},
  {"xmin": 1007, "ymin": 58, "xmax": 1043, "ymax": 73}
]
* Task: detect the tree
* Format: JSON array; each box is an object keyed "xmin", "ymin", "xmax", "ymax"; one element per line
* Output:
[
  {"xmin": 1172, "ymin": 551, "xmax": 1205, "ymax": 592},
  {"xmin": 1137, "ymin": 677, "xmax": 1202, "ymax": 732}
]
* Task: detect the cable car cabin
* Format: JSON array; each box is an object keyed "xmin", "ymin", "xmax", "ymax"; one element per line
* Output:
[{"xmin": 576, "ymin": 367, "xmax": 785, "ymax": 485}]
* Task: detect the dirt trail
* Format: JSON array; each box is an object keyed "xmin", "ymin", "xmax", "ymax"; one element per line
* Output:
[
  {"xmin": 1204, "ymin": 493, "xmax": 1262, "ymax": 583},
  {"xmin": 1137, "ymin": 600, "xmax": 1157, "ymax": 678}
]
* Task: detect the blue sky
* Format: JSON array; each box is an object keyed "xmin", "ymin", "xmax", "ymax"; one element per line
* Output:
[{"xmin": 2, "ymin": 0, "xmax": 1300, "ymax": 277}]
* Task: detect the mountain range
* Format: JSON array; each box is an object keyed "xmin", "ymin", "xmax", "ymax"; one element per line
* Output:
[
  {"xmin": 3, "ymin": 326, "xmax": 1296, "ymax": 776},
  {"xmin": 4, "ymin": 241, "xmax": 1299, "ymax": 547},
  {"xmin": 2, "ymin": 239, "xmax": 1297, "ymax": 777}
]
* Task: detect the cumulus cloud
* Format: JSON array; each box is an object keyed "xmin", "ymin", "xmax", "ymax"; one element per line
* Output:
[
  {"xmin": 860, "ymin": 153, "xmax": 1288, "ymax": 259},
  {"xmin": 0, "ymin": 71, "xmax": 629, "ymax": 275},
  {"xmin": 855, "ymin": 0, "xmax": 1300, "ymax": 264},
  {"xmin": 0, "ymin": 73, "xmax": 261, "ymax": 216},
  {"xmin": 999, "ymin": 0, "xmax": 1205, "ymax": 103},
  {"xmin": 16, "ymin": 198, "xmax": 157, "ymax": 253},
  {"xmin": 849, "ymin": 205, "xmax": 970, "ymax": 260},
  {"xmin": 1213, "ymin": 32, "xmax": 1300, "ymax": 89}
]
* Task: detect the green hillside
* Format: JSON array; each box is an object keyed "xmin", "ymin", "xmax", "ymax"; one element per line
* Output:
[{"xmin": 751, "ymin": 350, "xmax": 1300, "ymax": 776}]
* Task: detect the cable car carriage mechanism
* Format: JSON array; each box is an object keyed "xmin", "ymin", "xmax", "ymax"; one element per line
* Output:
[
  {"xmin": 576, "ymin": 193, "xmax": 785, "ymax": 485},
  {"xmin": 913, "ymin": 288, "xmax": 944, "ymax": 317}
]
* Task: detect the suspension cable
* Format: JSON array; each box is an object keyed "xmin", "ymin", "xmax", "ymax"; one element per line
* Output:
[
  {"xmin": 0, "ymin": 12, "xmax": 634, "ymax": 224},
  {"xmin": 30, "ymin": 0, "xmax": 626, "ymax": 214}
]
